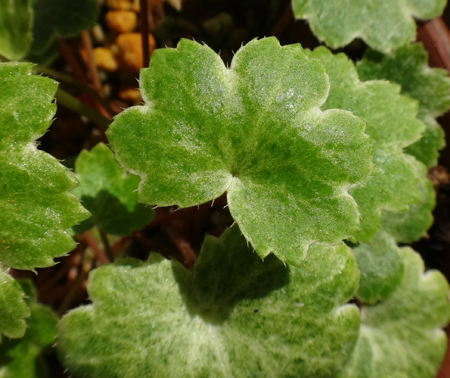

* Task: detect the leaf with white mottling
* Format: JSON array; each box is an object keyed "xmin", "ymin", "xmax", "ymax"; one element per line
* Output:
[
  {"xmin": 353, "ymin": 231, "xmax": 403, "ymax": 304},
  {"xmin": 292, "ymin": 0, "xmax": 446, "ymax": 52},
  {"xmin": 107, "ymin": 37, "xmax": 375, "ymax": 265},
  {"xmin": 357, "ymin": 43, "xmax": 450, "ymax": 167},
  {"xmin": 308, "ymin": 47, "xmax": 424, "ymax": 242},
  {"xmin": 381, "ymin": 159, "xmax": 435, "ymax": 243},
  {"xmin": 338, "ymin": 247, "xmax": 450, "ymax": 378},
  {"xmin": 0, "ymin": 62, "xmax": 90, "ymax": 270},
  {"xmin": 57, "ymin": 226, "xmax": 361, "ymax": 378}
]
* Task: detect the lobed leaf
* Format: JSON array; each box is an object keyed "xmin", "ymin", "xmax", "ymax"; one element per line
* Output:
[
  {"xmin": 338, "ymin": 247, "xmax": 450, "ymax": 378},
  {"xmin": 0, "ymin": 63, "xmax": 90, "ymax": 270},
  {"xmin": 352, "ymin": 231, "xmax": 404, "ymax": 304},
  {"xmin": 357, "ymin": 43, "xmax": 450, "ymax": 167},
  {"xmin": 308, "ymin": 47, "xmax": 425, "ymax": 242},
  {"xmin": 57, "ymin": 226, "xmax": 361, "ymax": 378},
  {"xmin": 0, "ymin": 270, "xmax": 29, "ymax": 340},
  {"xmin": 0, "ymin": 0, "xmax": 33, "ymax": 61},
  {"xmin": 0, "ymin": 280, "xmax": 58, "ymax": 378},
  {"xmin": 107, "ymin": 37, "xmax": 375, "ymax": 265},
  {"xmin": 71, "ymin": 143, "xmax": 155, "ymax": 236},
  {"xmin": 292, "ymin": 0, "xmax": 446, "ymax": 53}
]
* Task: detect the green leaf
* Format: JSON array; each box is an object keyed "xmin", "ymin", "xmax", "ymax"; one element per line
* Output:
[
  {"xmin": 0, "ymin": 270, "xmax": 29, "ymax": 340},
  {"xmin": 405, "ymin": 117, "xmax": 446, "ymax": 168},
  {"xmin": 57, "ymin": 226, "xmax": 361, "ymax": 378},
  {"xmin": 381, "ymin": 159, "xmax": 435, "ymax": 243},
  {"xmin": 0, "ymin": 62, "xmax": 90, "ymax": 270},
  {"xmin": 307, "ymin": 47, "xmax": 425, "ymax": 242},
  {"xmin": 292, "ymin": 0, "xmax": 446, "ymax": 53},
  {"xmin": 107, "ymin": 37, "xmax": 375, "ymax": 265},
  {"xmin": 0, "ymin": 0, "xmax": 33, "ymax": 60},
  {"xmin": 353, "ymin": 231, "xmax": 404, "ymax": 304},
  {"xmin": 0, "ymin": 279, "xmax": 58, "ymax": 378},
  {"xmin": 71, "ymin": 143, "xmax": 155, "ymax": 236},
  {"xmin": 357, "ymin": 43, "xmax": 450, "ymax": 167},
  {"xmin": 28, "ymin": 0, "xmax": 99, "ymax": 55},
  {"xmin": 24, "ymin": 39, "xmax": 59, "ymax": 66},
  {"xmin": 338, "ymin": 247, "xmax": 450, "ymax": 378}
]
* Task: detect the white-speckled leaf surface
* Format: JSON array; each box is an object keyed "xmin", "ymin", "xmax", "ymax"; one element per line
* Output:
[
  {"xmin": 292, "ymin": 0, "xmax": 446, "ymax": 52},
  {"xmin": 339, "ymin": 247, "xmax": 450, "ymax": 378},
  {"xmin": 57, "ymin": 227, "xmax": 361, "ymax": 378},
  {"xmin": 0, "ymin": 63, "xmax": 90, "ymax": 270},
  {"xmin": 107, "ymin": 38, "xmax": 375, "ymax": 265}
]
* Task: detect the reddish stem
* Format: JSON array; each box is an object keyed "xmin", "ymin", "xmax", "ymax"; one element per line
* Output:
[
  {"xmin": 270, "ymin": 4, "xmax": 294, "ymax": 38},
  {"xmin": 162, "ymin": 224, "xmax": 197, "ymax": 270},
  {"xmin": 80, "ymin": 30, "xmax": 103, "ymax": 97},
  {"xmin": 58, "ymin": 39, "xmax": 89, "ymax": 84},
  {"xmin": 417, "ymin": 17, "xmax": 450, "ymax": 72},
  {"xmin": 80, "ymin": 232, "xmax": 109, "ymax": 264},
  {"xmin": 139, "ymin": 0, "xmax": 150, "ymax": 68}
]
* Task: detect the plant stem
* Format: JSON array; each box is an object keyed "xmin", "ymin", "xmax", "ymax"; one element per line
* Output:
[
  {"xmin": 57, "ymin": 250, "xmax": 88, "ymax": 315},
  {"xmin": 98, "ymin": 228, "xmax": 114, "ymax": 262},
  {"xmin": 58, "ymin": 39, "xmax": 89, "ymax": 83},
  {"xmin": 80, "ymin": 30, "xmax": 103, "ymax": 96},
  {"xmin": 139, "ymin": 0, "xmax": 150, "ymax": 68},
  {"xmin": 417, "ymin": 17, "xmax": 450, "ymax": 72},
  {"xmin": 81, "ymin": 232, "xmax": 109, "ymax": 264},
  {"xmin": 162, "ymin": 224, "xmax": 196, "ymax": 269},
  {"xmin": 55, "ymin": 88, "xmax": 111, "ymax": 129},
  {"xmin": 33, "ymin": 65, "xmax": 115, "ymax": 117},
  {"xmin": 269, "ymin": 4, "xmax": 293, "ymax": 38}
]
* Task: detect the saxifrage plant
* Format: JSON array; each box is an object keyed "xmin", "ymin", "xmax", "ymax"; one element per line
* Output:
[{"xmin": 1, "ymin": 0, "xmax": 450, "ymax": 377}]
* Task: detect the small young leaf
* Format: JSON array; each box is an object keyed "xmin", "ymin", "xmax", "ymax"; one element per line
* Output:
[
  {"xmin": 0, "ymin": 63, "xmax": 90, "ymax": 270},
  {"xmin": 292, "ymin": 0, "xmax": 446, "ymax": 53},
  {"xmin": 71, "ymin": 143, "xmax": 155, "ymax": 236},
  {"xmin": 0, "ymin": 0, "xmax": 33, "ymax": 60},
  {"xmin": 107, "ymin": 37, "xmax": 375, "ymax": 265},
  {"xmin": 0, "ymin": 279, "xmax": 58, "ymax": 378},
  {"xmin": 0, "ymin": 270, "xmax": 29, "ymax": 340},
  {"xmin": 338, "ymin": 247, "xmax": 450, "ymax": 378},
  {"xmin": 307, "ymin": 47, "xmax": 425, "ymax": 242},
  {"xmin": 381, "ymin": 159, "xmax": 435, "ymax": 243},
  {"xmin": 57, "ymin": 227, "xmax": 361, "ymax": 378},
  {"xmin": 353, "ymin": 231, "xmax": 404, "ymax": 304},
  {"xmin": 28, "ymin": 0, "xmax": 99, "ymax": 55},
  {"xmin": 357, "ymin": 43, "xmax": 450, "ymax": 167}
]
